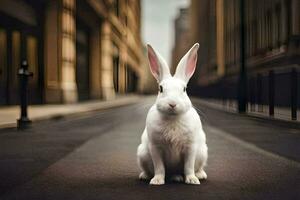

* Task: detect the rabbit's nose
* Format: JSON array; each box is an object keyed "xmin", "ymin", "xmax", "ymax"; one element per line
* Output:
[{"xmin": 169, "ymin": 103, "xmax": 176, "ymax": 108}]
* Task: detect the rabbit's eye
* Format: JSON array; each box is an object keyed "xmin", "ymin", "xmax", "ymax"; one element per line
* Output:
[
  {"xmin": 183, "ymin": 86, "xmax": 187, "ymax": 92},
  {"xmin": 159, "ymin": 85, "xmax": 163, "ymax": 93}
]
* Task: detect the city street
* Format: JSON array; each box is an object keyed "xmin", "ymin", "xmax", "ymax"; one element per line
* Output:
[{"xmin": 0, "ymin": 96, "xmax": 299, "ymax": 200}]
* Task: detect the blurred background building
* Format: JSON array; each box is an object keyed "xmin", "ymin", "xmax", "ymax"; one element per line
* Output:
[
  {"xmin": 172, "ymin": 0, "xmax": 300, "ymax": 118},
  {"xmin": 0, "ymin": 0, "xmax": 146, "ymax": 105},
  {"xmin": 171, "ymin": 7, "xmax": 190, "ymax": 74}
]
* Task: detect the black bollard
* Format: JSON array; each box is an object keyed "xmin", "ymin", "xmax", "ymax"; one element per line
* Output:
[{"xmin": 17, "ymin": 60, "xmax": 33, "ymax": 130}]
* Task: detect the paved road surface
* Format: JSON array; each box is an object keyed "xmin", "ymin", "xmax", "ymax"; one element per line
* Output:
[{"xmin": 0, "ymin": 97, "xmax": 299, "ymax": 200}]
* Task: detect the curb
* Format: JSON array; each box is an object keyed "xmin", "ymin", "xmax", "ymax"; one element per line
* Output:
[{"xmin": 192, "ymin": 97, "xmax": 300, "ymax": 129}]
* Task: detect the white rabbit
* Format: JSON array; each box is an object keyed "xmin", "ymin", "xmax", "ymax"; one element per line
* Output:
[{"xmin": 137, "ymin": 43, "xmax": 208, "ymax": 185}]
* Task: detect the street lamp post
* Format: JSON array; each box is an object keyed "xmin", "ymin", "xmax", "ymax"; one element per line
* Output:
[
  {"xmin": 238, "ymin": 0, "xmax": 247, "ymax": 113},
  {"xmin": 17, "ymin": 60, "xmax": 33, "ymax": 130}
]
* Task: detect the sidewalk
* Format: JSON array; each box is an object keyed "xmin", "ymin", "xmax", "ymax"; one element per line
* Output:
[
  {"xmin": 0, "ymin": 95, "xmax": 141, "ymax": 129},
  {"xmin": 194, "ymin": 98, "xmax": 300, "ymax": 122}
]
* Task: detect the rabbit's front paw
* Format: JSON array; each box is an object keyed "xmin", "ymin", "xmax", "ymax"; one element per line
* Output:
[
  {"xmin": 150, "ymin": 175, "xmax": 165, "ymax": 185},
  {"xmin": 185, "ymin": 174, "xmax": 200, "ymax": 185},
  {"xmin": 195, "ymin": 170, "xmax": 207, "ymax": 180}
]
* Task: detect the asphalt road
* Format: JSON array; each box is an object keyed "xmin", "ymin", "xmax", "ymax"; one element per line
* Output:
[{"xmin": 0, "ymin": 96, "xmax": 299, "ymax": 200}]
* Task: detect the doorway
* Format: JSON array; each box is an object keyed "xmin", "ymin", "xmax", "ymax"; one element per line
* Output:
[{"xmin": 76, "ymin": 21, "xmax": 90, "ymax": 101}]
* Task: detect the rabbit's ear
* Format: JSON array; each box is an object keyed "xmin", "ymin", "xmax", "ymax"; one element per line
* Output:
[
  {"xmin": 147, "ymin": 44, "xmax": 171, "ymax": 83},
  {"xmin": 174, "ymin": 43, "xmax": 199, "ymax": 83}
]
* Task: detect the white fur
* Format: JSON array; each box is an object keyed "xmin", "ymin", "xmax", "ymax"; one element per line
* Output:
[{"xmin": 137, "ymin": 43, "xmax": 208, "ymax": 185}]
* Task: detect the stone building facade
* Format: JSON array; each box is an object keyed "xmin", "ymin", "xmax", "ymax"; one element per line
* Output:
[
  {"xmin": 187, "ymin": 0, "xmax": 218, "ymax": 86},
  {"xmin": 188, "ymin": 0, "xmax": 300, "ymax": 106},
  {"xmin": 0, "ymin": 0, "xmax": 144, "ymax": 105}
]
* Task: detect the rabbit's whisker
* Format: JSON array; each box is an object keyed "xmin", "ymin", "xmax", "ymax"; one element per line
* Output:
[{"xmin": 192, "ymin": 105, "xmax": 209, "ymax": 123}]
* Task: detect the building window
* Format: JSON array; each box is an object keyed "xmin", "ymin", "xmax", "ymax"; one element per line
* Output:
[
  {"xmin": 285, "ymin": 0, "xmax": 291, "ymax": 44},
  {"xmin": 253, "ymin": 19, "xmax": 258, "ymax": 55},
  {"xmin": 126, "ymin": 65, "xmax": 137, "ymax": 93},
  {"xmin": 113, "ymin": 0, "xmax": 120, "ymax": 17},
  {"xmin": 275, "ymin": 4, "xmax": 281, "ymax": 47},
  {"xmin": 113, "ymin": 56, "xmax": 119, "ymax": 92},
  {"xmin": 267, "ymin": 10, "xmax": 272, "ymax": 50}
]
